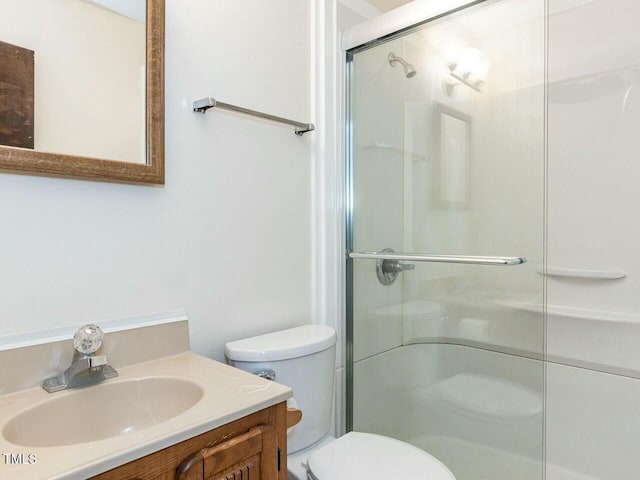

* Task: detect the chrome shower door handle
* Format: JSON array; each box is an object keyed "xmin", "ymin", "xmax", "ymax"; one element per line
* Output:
[
  {"xmin": 350, "ymin": 251, "xmax": 527, "ymax": 266},
  {"xmin": 382, "ymin": 260, "xmax": 416, "ymax": 274},
  {"xmin": 354, "ymin": 248, "xmax": 527, "ymax": 286},
  {"xmin": 374, "ymin": 248, "xmax": 417, "ymax": 286}
]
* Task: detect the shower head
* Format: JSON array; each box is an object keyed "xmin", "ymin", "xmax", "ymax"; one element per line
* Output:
[{"xmin": 388, "ymin": 52, "xmax": 417, "ymax": 78}]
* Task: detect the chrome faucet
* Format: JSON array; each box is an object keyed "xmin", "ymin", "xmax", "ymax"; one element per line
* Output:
[{"xmin": 42, "ymin": 324, "xmax": 118, "ymax": 393}]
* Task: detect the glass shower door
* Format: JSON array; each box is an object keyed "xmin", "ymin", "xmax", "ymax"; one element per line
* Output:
[{"xmin": 346, "ymin": 2, "xmax": 545, "ymax": 480}]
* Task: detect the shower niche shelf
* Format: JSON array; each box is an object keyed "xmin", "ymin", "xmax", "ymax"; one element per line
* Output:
[
  {"xmin": 536, "ymin": 268, "xmax": 626, "ymax": 280},
  {"xmin": 362, "ymin": 142, "xmax": 426, "ymax": 160}
]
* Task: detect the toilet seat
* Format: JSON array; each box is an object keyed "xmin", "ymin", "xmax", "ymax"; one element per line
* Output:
[{"xmin": 306, "ymin": 432, "xmax": 455, "ymax": 480}]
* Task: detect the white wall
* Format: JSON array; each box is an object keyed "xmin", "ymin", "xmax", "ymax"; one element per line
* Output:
[
  {"xmin": 0, "ymin": 0, "xmax": 145, "ymax": 163},
  {"xmin": 0, "ymin": 0, "xmax": 313, "ymax": 361}
]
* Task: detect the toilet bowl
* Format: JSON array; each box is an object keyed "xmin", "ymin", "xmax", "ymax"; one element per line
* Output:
[
  {"xmin": 225, "ymin": 325, "xmax": 456, "ymax": 480},
  {"xmin": 306, "ymin": 432, "xmax": 454, "ymax": 479},
  {"xmin": 287, "ymin": 434, "xmax": 335, "ymax": 479}
]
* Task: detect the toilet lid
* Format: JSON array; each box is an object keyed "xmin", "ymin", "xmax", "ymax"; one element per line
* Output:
[{"xmin": 306, "ymin": 432, "xmax": 455, "ymax": 480}]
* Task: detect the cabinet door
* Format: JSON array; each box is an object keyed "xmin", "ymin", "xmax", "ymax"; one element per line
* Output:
[{"xmin": 176, "ymin": 425, "xmax": 278, "ymax": 480}]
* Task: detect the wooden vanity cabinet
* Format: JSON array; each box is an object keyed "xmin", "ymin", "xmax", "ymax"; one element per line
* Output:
[{"xmin": 91, "ymin": 402, "xmax": 288, "ymax": 480}]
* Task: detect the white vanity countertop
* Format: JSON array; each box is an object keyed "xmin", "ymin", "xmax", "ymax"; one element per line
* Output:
[{"xmin": 0, "ymin": 352, "xmax": 292, "ymax": 480}]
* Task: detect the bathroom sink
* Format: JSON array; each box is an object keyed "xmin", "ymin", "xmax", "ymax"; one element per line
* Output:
[{"xmin": 3, "ymin": 377, "xmax": 204, "ymax": 447}]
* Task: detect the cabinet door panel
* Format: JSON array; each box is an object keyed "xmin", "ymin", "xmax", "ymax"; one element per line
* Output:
[
  {"xmin": 209, "ymin": 454, "xmax": 260, "ymax": 480},
  {"xmin": 177, "ymin": 425, "xmax": 277, "ymax": 480}
]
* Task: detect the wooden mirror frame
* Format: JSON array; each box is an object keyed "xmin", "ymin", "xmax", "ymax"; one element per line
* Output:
[{"xmin": 0, "ymin": 0, "xmax": 165, "ymax": 184}]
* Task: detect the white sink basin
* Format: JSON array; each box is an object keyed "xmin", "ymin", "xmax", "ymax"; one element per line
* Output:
[{"xmin": 3, "ymin": 377, "xmax": 204, "ymax": 447}]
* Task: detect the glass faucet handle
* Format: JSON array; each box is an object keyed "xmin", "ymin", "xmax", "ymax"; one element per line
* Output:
[{"xmin": 73, "ymin": 324, "xmax": 104, "ymax": 354}]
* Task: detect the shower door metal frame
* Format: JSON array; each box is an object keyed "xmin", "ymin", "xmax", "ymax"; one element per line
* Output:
[{"xmin": 345, "ymin": 49, "xmax": 355, "ymax": 432}]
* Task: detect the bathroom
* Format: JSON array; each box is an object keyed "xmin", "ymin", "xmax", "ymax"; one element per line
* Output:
[{"xmin": 0, "ymin": 0, "xmax": 639, "ymax": 479}]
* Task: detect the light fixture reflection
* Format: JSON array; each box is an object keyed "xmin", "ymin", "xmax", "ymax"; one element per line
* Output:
[{"xmin": 446, "ymin": 47, "xmax": 488, "ymax": 94}]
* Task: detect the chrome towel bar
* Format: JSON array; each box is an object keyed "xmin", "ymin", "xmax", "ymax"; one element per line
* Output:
[
  {"xmin": 193, "ymin": 97, "xmax": 315, "ymax": 136},
  {"xmin": 348, "ymin": 251, "xmax": 526, "ymax": 266}
]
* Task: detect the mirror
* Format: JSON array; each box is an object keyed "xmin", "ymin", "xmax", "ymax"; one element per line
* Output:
[
  {"xmin": 0, "ymin": 0, "xmax": 164, "ymax": 184},
  {"xmin": 434, "ymin": 103, "xmax": 471, "ymax": 209}
]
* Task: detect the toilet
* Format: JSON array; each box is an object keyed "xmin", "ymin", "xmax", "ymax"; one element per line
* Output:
[{"xmin": 225, "ymin": 325, "xmax": 455, "ymax": 480}]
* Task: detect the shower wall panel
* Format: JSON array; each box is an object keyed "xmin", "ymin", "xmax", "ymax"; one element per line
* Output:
[
  {"xmin": 546, "ymin": 0, "xmax": 640, "ymax": 478},
  {"xmin": 348, "ymin": 2, "xmax": 545, "ymax": 480},
  {"xmin": 351, "ymin": 37, "xmax": 406, "ymax": 363},
  {"xmin": 347, "ymin": 0, "xmax": 640, "ymax": 477}
]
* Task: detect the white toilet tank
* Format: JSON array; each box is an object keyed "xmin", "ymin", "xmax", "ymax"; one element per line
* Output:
[{"xmin": 225, "ymin": 325, "xmax": 337, "ymax": 454}]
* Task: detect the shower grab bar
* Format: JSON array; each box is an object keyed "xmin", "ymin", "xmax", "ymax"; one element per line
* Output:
[
  {"xmin": 349, "ymin": 251, "xmax": 526, "ymax": 266},
  {"xmin": 193, "ymin": 97, "xmax": 315, "ymax": 136}
]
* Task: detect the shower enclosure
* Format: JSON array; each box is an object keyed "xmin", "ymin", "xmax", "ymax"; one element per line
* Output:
[{"xmin": 345, "ymin": 1, "xmax": 546, "ymax": 479}]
